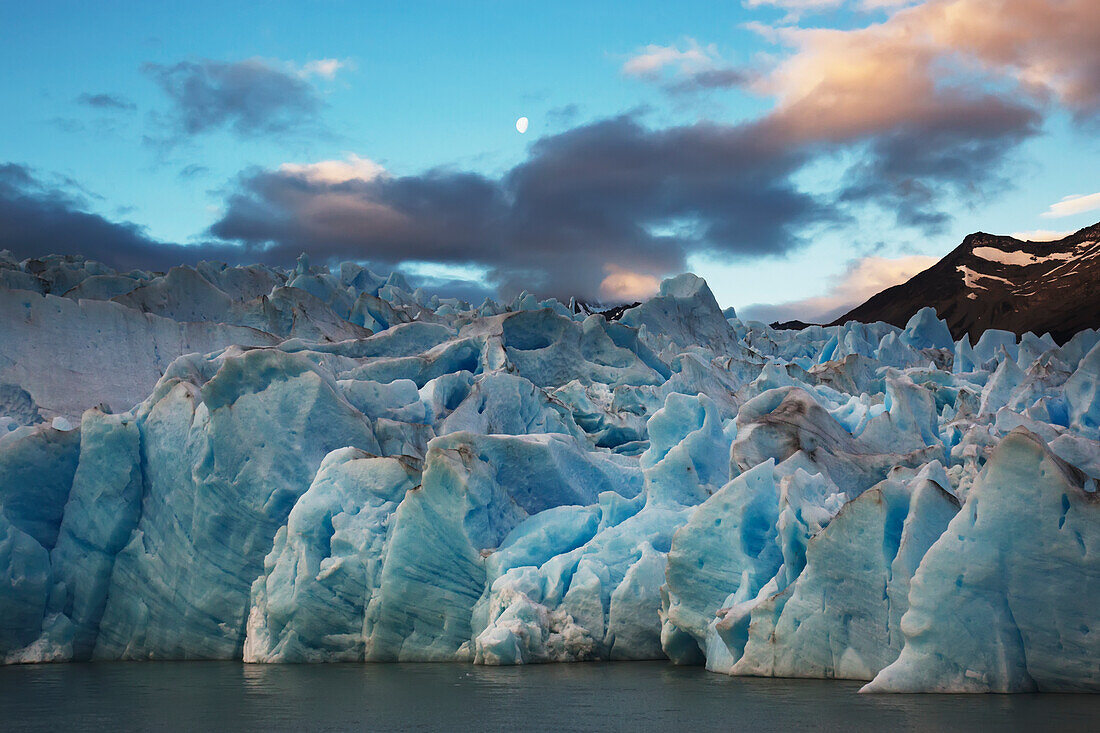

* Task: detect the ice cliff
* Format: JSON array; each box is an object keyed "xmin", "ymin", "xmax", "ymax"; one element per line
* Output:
[{"xmin": 1, "ymin": 252, "xmax": 1098, "ymax": 693}]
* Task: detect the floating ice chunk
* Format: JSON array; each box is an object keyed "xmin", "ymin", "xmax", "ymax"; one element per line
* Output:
[
  {"xmin": 874, "ymin": 332, "xmax": 922, "ymax": 368},
  {"xmin": 440, "ymin": 372, "xmax": 584, "ymax": 440},
  {"xmin": 196, "ymin": 261, "xmax": 284, "ymax": 302},
  {"xmin": 0, "ymin": 288, "xmax": 278, "ymax": 421},
  {"xmin": 606, "ymin": 544, "xmax": 667, "ymax": 660},
  {"xmin": 63, "ymin": 274, "xmax": 140, "ymax": 301},
  {"xmin": 4, "ymin": 257, "xmax": 1100, "ymax": 686},
  {"xmin": 338, "ymin": 378, "xmax": 421, "ymax": 420},
  {"xmin": 552, "ymin": 380, "xmax": 647, "ymax": 448},
  {"xmin": 287, "ymin": 271, "xmax": 356, "ymax": 318},
  {"xmin": 1057, "ymin": 329, "xmax": 1100, "ymax": 371},
  {"xmin": 1048, "ymin": 433, "xmax": 1100, "ymax": 480},
  {"xmin": 978, "ymin": 357, "xmax": 1026, "ymax": 416},
  {"xmin": 113, "ymin": 266, "xmax": 236, "ymax": 323}
]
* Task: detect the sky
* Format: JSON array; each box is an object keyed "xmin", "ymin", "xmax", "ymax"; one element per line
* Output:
[{"xmin": 2, "ymin": 0, "xmax": 1099, "ymax": 321}]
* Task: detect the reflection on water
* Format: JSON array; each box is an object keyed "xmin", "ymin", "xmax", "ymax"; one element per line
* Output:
[{"xmin": 3, "ymin": 661, "xmax": 1099, "ymax": 732}]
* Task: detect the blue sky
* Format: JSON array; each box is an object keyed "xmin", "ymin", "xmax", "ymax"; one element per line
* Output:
[{"xmin": 3, "ymin": 0, "xmax": 1099, "ymax": 319}]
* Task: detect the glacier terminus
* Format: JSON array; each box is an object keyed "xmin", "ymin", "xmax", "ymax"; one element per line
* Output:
[{"xmin": 1, "ymin": 252, "xmax": 1099, "ymax": 694}]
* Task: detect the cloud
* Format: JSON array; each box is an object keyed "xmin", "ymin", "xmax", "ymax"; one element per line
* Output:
[
  {"xmin": 740, "ymin": 254, "xmax": 938, "ymax": 323},
  {"xmin": 622, "ymin": 39, "xmax": 718, "ymax": 78},
  {"xmin": 209, "ymin": 114, "xmax": 831, "ymax": 299},
  {"xmin": 743, "ymin": 0, "xmax": 915, "ymax": 13},
  {"xmin": 742, "ymin": 1, "xmax": 1081, "ymax": 229},
  {"xmin": 0, "ymin": 163, "xmax": 498, "ymax": 303},
  {"xmin": 623, "ymin": 38, "xmax": 750, "ymax": 95},
  {"xmin": 834, "ymin": 103, "xmax": 1039, "ymax": 232},
  {"xmin": 743, "ymin": 0, "xmax": 845, "ymax": 12},
  {"xmin": 178, "ymin": 164, "xmax": 210, "ymax": 179},
  {"xmin": 599, "ymin": 265, "xmax": 660, "ymax": 302},
  {"xmin": 665, "ymin": 67, "xmax": 755, "ymax": 94},
  {"xmin": 1041, "ymin": 192, "xmax": 1100, "ymax": 219},
  {"xmin": 546, "ymin": 104, "xmax": 581, "ymax": 126},
  {"xmin": 408, "ymin": 276, "xmax": 496, "ymax": 304},
  {"xmin": 0, "ymin": 163, "xmax": 247, "ymax": 272},
  {"xmin": 754, "ymin": 0, "xmax": 1100, "ymax": 131},
  {"xmin": 279, "ymin": 154, "xmax": 387, "ymax": 185},
  {"xmin": 1010, "ymin": 229, "xmax": 1074, "ymax": 241},
  {"xmin": 627, "ymin": 2, "xmax": 1092, "ymax": 234},
  {"xmin": 298, "ymin": 58, "xmax": 349, "ymax": 80},
  {"xmin": 18, "ymin": 1, "xmax": 1100, "ymax": 306},
  {"xmin": 144, "ymin": 58, "xmax": 325, "ymax": 137},
  {"xmin": 76, "ymin": 93, "xmax": 136, "ymax": 111},
  {"xmin": 210, "ymin": 0, "xmax": 1100, "ymax": 301}
]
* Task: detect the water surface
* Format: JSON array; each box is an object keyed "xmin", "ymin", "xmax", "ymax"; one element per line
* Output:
[{"xmin": 3, "ymin": 662, "xmax": 1098, "ymax": 732}]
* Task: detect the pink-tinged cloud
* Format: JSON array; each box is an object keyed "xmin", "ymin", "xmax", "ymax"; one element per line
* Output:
[
  {"xmin": 279, "ymin": 154, "xmax": 386, "ymax": 185},
  {"xmin": 741, "ymin": 254, "xmax": 938, "ymax": 323},
  {"xmin": 743, "ymin": 0, "xmax": 917, "ymax": 13},
  {"xmin": 194, "ymin": 1, "xmax": 1100, "ymax": 301},
  {"xmin": 1041, "ymin": 192, "xmax": 1100, "ymax": 219},
  {"xmin": 754, "ymin": 0, "xmax": 1100, "ymax": 143},
  {"xmin": 297, "ymin": 58, "xmax": 349, "ymax": 80},
  {"xmin": 621, "ymin": 39, "xmax": 719, "ymax": 78},
  {"xmin": 599, "ymin": 265, "xmax": 661, "ymax": 301},
  {"xmin": 1011, "ymin": 229, "xmax": 1075, "ymax": 241}
]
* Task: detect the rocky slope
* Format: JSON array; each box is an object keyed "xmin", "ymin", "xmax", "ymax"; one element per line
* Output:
[{"xmin": 835, "ymin": 223, "xmax": 1100, "ymax": 343}]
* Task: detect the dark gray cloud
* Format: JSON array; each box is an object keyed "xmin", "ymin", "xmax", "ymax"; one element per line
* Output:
[
  {"xmin": 834, "ymin": 94, "xmax": 1041, "ymax": 232},
  {"xmin": 1, "ymin": 164, "xmax": 500, "ymax": 302},
  {"xmin": 0, "ymin": 164, "xmax": 244, "ymax": 272},
  {"xmin": 209, "ymin": 115, "xmax": 831, "ymax": 298},
  {"xmin": 178, "ymin": 164, "xmax": 211, "ymax": 179},
  {"xmin": 7, "ymin": 81, "xmax": 1041, "ymax": 304},
  {"xmin": 545, "ymin": 104, "xmax": 581, "ymax": 126},
  {"xmin": 665, "ymin": 67, "xmax": 755, "ymax": 95},
  {"xmin": 5, "ymin": 42, "xmax": 1048, "ymax": 307},
  {"xmin": 411, "ymin": 277, "xmax": 497, "ymax": 304},
  {"xmin": 206, "ymin": 89, "xmax": 1040, "ymax": 298},
  {"xmin": 77, "ymin": 93, "xmax": 136, "ymax": 111},
  {"xmin": 144, "ymin": 58, "xmax": 320, "ymax": 137},
  {"xmin": 49, "ymin": 118, "xmax": 85, "ymax": 134}
]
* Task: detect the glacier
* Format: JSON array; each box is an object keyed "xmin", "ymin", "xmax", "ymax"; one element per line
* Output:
[{"xmin": 1, "ymin": 250, "xmax": 1098, "ymax": 693}]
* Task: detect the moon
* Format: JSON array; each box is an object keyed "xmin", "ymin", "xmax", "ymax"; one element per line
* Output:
[{"xmin": 516, "ymin": 116, "xmax": 529, "ymax": 134}]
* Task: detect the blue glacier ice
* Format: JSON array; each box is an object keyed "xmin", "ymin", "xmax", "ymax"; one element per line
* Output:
[
  {"xmin": 1, "ymin": 252, "xmax": 1098, "ymax": 692},
  {"xmin": 864, "ymin": 429, "xmax": 1100, "ymax": 693}
]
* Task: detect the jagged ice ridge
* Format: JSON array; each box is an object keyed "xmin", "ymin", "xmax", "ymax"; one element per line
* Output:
[{"xmin": 1, "ymin": 251, "xmax": 1099, "ymax": 693}]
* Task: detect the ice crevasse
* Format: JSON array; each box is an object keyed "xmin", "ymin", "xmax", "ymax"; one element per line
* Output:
[{"xmin": 1, "ymin": 254, "xmax": 1099, "ymax": 693}]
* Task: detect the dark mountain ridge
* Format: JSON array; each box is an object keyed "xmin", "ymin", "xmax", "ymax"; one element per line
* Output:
[{"xmin": 833, "ymin": 222, "xmax": 1100, "ymax": 343}]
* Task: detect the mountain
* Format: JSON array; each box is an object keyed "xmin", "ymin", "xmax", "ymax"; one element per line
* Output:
[{"xmin": 834, "ymin": 223, "xmax": 1100, "ymax": 343}]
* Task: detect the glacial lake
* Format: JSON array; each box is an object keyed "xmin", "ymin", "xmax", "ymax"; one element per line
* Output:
[{"xmin": 3, "ymin": 661, "xmax": 1099, "ymax": 732}]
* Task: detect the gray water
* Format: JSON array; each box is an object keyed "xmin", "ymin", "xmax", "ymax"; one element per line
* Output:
[{"xmin": 2, "ymin": 662, "xmax": 1098, "ymax": 732}]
